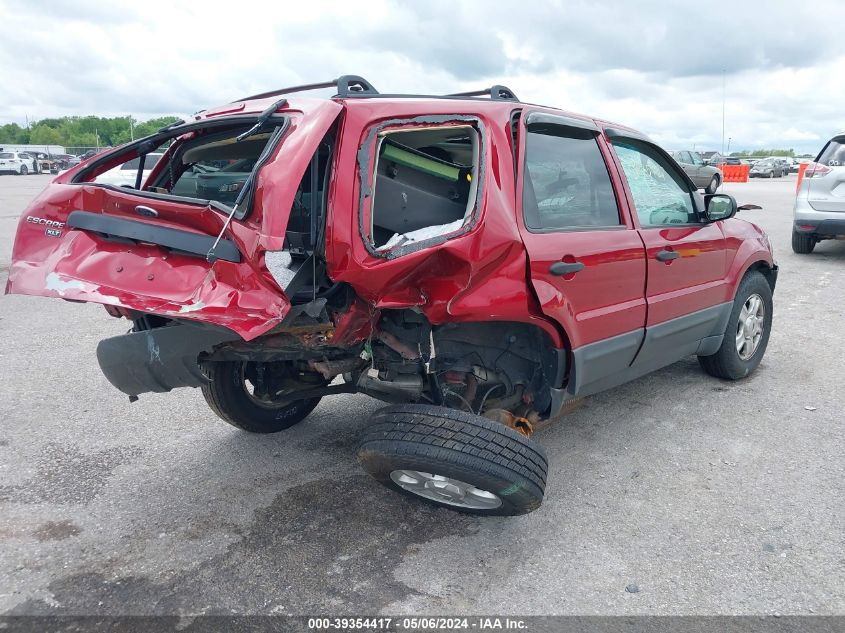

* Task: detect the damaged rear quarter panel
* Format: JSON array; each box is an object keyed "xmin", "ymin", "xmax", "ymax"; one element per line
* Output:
[{"xmin": 325, "ymin": 101, "xmax": 563, "ymax": 347}]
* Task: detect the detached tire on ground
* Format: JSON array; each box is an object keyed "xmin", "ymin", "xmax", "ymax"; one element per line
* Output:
[
  {"xmin": 201, "ymin": 361, "xmax": 321, "ymax": 434},
  {"xmin": 357, "ymin": 404, "xmax": 548, "ymax": 516},
  {"xmin": 792, "ymin": 230, "xmax": 816, "ymax": 254},
  {"xmin": 698, "ymin": 270, "xmax": 773, "ymax": 380}
]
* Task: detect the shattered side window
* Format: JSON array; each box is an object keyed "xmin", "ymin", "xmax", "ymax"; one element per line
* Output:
[
  {"xmin": 612, "ymin": 141, "xmax": 696, "ymax": 226},
  {"xmin": 369, "ymin": 125, "xmax": 479, "ymax": 252},
  {"xmin": 523, "ymin": 128, "xmax": 621, "ymax": 230}
]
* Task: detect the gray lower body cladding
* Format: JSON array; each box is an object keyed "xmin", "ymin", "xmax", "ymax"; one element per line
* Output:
[
  {"xmin": 96, "ymin": 324, "xmax": 238, "ymax": 397},
  {"xmin": 549, "ymin": 302, "xmax": 734, "ymax": 416}
]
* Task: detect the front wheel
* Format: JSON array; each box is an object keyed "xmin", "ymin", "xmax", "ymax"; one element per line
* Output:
[
  {"xmin": 698, "ymin": 271, "xmax": 772, "ymax": 380},
  {"xmin": 201, "ymin": 361, "xmax": 321, "ymax": 433},
  {"xmin": 358, "ymin": 404, "xmax": 548, "ymax": 515},
  {"xmin": 705, "ymin": 175, "xmax": 720, "ymax": 194}
]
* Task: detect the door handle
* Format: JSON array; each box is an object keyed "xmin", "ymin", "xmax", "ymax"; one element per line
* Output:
[
  {"xmin": 656, "ymin": 250, "xmax": 680, "ymax": 262},
  {"xmin": 550, "ymin": 261, "xmax": 585, "ymax": 276}
]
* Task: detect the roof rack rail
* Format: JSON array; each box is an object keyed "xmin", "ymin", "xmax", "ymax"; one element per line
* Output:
[
  {"xmin": 446, "ymin": 85, "xmax": 520, "ymax": 102},
  {"xmin": 237, "ymin": 75, "xmax": 379, "ymax": 102}
]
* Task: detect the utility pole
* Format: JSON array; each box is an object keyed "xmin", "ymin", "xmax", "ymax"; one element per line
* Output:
[
  {"xmin": 727, "ymin": 137, "xmax": 732, "ymax": 154},
  {"xmin": 721, "ymin": 69, "xmax": 726, "ymax": 155},
  {"xmin": 129, "ymin": 115, "xmax": 134, "ymax": 141}
]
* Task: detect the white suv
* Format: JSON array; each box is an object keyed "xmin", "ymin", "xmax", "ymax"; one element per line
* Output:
[
  {"xmin": 793, "ymin": 133, "xmax": 845, "ymax": 253},
  {"xmin": 0, "ymin": 151, "xmax": 37, "ymax": 175},
  {"xmin": 94, "ymin": 153, "xmax": 164, "ymax": 187}
]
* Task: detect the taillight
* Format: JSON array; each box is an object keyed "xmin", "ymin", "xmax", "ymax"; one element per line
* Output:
[{"xmin": 804, "ymin": 162, "xmax": 832, "ymax": 178}]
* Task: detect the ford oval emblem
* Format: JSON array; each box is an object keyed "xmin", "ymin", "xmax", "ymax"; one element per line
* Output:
[{"xmin": 135, "ymin": 205, "xmax": 158, "ymax": 218}]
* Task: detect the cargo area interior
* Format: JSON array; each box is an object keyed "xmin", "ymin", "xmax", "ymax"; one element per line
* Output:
[{"xmin": 370, "ymin": 126, "xmax": 479, "ymax": 250}]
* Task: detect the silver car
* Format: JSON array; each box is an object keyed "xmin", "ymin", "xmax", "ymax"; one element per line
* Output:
[
  {"xmin": 792, "ymin": 133, "xmax": 845, "ymax": 253},
  {"xmin": 668, "ymin": 150, "xmax": 723, "ymax": 193}
]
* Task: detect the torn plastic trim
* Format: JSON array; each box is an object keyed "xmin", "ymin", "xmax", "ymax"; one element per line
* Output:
[
  {"xmin": 356, "ymin": 114, "xmax": 487, "ymax": 260},
  {"xmin": 96, "ymin": 322, "xmax": 239, "ymax": 397},
  {"xmin": 67, "ymin": 211, "xmax": 241, "ymax": 263}
]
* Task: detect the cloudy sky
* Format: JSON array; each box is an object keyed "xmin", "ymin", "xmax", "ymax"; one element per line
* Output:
[{"xmin": 1, "ymin": 0, "xmax": 843, "ymax": 154}]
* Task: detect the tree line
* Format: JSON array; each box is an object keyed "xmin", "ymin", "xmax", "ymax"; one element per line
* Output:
[
  {"xmin": 730, "ymin": 149, "xmax": 798, "ymax": 157},
  {"xmin": 0, "ymin": 115, "xmax": 180, "ymax": 149}
]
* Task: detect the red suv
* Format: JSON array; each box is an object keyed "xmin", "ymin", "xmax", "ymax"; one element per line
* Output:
[{"xmin": 6, "ymin": 76, "xmax": 777, "ymax": 515}]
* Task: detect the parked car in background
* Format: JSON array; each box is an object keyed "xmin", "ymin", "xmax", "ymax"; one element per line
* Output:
[
  {"xmin": 792, "ymin": 133, "xmax": 845, "ymax": 254},
  {"xmin": 722, "ymin": 157, "xmax": 742, "ymax": 166},
  {"xmin": 94, "ymin": 152, "xmax": 164, "ymax": 187},
  {"xmin": 0, "ymin": 151, "xmax": 38, "ymax": 175},
  {"xmin": 701, "ymin": 151, "xmax": 724, "ymax": 166},
  {"xmin": 52, "ymin": 154, "xmax": 76, "ymax": 170},
  {"xmin": 769, "ymin": 157, "xmax": 793, "ymax": 173},
  {"xmin": 668, "ymin": 150, "xmax": 723, "ymax": 193},
  {"xmin": 749, "ymin": 158, "xmax": 785, "ymax": 178},
  {"xmin": 7, "ymin": 75, "xmax": 778, "ymax": 515}
]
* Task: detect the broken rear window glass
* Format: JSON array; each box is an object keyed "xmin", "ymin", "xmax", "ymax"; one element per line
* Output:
[{"xmin": 368, "ymin": 125, "xmax": 479, "ymax": 251}]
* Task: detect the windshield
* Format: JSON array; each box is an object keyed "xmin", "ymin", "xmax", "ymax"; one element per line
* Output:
[{"xmin": 0, "ymin": 152, "xmax": 14, "ymax": 159}]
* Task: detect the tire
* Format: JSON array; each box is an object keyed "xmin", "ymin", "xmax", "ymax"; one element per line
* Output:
[
  {"xmin": 705, "ymin": 175, "xmax": 720, "ymax": 194},
  {"xmin": 769, "ymin": 171, "xmax": 774, "ymax": 179},
  {"xmin": 19, "ymin": 165, "xmax": 28, "ymax": 176},
  {"xmin": 201, "ymin": 361, "xmax": 321, "ymax": 433},
  {"xmin": 792, "ymin": 230, "xmax": 816, "ymax": 254},
  {"xmin": 357, "ymin": 404, "xmax": 548, "ymax": 516},
  {"xmin": 698, "ymin": 271, "xmax": 772, "ymax": 380}
]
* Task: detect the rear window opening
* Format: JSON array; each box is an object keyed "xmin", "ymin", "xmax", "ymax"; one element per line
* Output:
[
  {"xmin": 368, "ymin": 125, "xmax": 480, "ymax": 252},
  {"xmin": 73, "ymin": 117, "xmax": 288, "ymax": 219}
]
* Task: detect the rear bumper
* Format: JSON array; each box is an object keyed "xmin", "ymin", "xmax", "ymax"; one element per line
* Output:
[
  {"xmin": 97, "ymin": 323, "xmax": 238, "ymax": 398},
  {"xmin": 793, "ymin": 196, "xmax": 845, "ymax": 236},
  {"xmin": 794, "ymin": 219, "xmax": 845, "ymax": 237}
]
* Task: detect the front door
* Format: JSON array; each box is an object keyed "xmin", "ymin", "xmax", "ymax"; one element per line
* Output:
[
  {"xmin": 610, "ymin": 138, "xmax": 729, "ymax": 368},
  {"xmin": 517, "ymin": 113, "xmax": 647, "ymax": 396}
]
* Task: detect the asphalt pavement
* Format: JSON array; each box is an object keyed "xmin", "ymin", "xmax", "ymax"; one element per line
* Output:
[{"xmin": 0, "ymin": 173, "xmax": 842, "ymax": 616}]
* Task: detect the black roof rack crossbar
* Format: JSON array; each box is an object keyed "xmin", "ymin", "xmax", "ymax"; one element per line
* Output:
[
  {"xmin": 446, "ymin": 85, "xmax": 519, "ymax": 102},
  {"xmin": 238, "ymin": 75, "xmax": 379, "ymax": 102}
]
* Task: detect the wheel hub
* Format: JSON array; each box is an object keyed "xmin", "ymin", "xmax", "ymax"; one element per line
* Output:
[
  {"xmin": 389, "ymin": 470, "xmax": 502, "ymax": 510},
  {"xmin": 735, "ymin": 293, "xmax": 765, "ymax": 361}
]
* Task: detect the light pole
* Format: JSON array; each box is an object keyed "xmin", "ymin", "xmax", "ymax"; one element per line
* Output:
[
  {"xmin": 727, "ymin": 137, "xmax": 732, "ymax": 154},
  {"xmin": 721, "ymin": 69, "xmax": 726, "ymax": 155},
  {"xmin": 129, "ymin": 115, "xmax": 134, "ymax": 141}
]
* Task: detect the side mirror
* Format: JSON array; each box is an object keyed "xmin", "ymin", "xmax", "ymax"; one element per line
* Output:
[{"xmin": 703, "ymin": 193, "xmax": 737, "ymax": 222}]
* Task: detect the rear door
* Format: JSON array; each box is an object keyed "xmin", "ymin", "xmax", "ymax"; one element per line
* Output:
[
  {"xmin": 517, "ymin": 112, "xmax": 647, "ymax": 396},
  {"xmin": 608, "ymin": 136, "xmax": 729, "ymax": 368}
]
